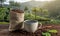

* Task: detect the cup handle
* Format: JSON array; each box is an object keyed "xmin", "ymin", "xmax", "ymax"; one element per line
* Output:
[{"xmin": 38, "ymin": 23, "xmax": 42, "ymax": 29}]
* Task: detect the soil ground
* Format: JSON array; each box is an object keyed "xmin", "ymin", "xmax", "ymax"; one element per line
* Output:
[{"xmin": 0, "ymin": 24, "xmax": 60, "ymax": 36}]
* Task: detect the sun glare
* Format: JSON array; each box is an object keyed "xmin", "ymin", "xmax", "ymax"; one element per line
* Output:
[
  {"xmin": 41, "ymin": 0, "xmax": 47, "ymax": 1},
  {"xmin": 35, "ymin": 0, "xmax": 54, "ymax": 2}
]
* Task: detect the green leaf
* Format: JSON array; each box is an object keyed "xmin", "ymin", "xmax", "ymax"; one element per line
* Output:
[
  {"xmin": 42, "ymin": 32, "xmax": 51, "ymax": 36},
  {"xmin": 48, "ymin": 29, "xmax": 58, "ymax": 33}
]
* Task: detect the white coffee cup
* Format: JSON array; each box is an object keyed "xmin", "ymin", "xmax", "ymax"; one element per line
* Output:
[{"xmin": 24, "ymin": 20, "xmax": 38, "ymax": 33}]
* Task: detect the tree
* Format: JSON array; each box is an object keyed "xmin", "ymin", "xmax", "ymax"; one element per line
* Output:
[
  {"xmin": 39, "ymin": 8, "xmax": 43, "ymax": 16},
  {"xmin": 24, "ymin": 6, "xmax": 28, "ymax": 11},
  {"xmin": 9, "ymin": 1, "xmax": 20, "ymax": 8},
  {"xmin": 0, "ymin": 0, "xmax": 6, "ymax": 7},
  {"xmin": 39, "ymin": 8, "xmax": 49, "ymax": 17},
  {"xmin": 24, "ymin": 6, "xmax": 32, "ymax": 20},
  {"xmin": 32, "ymin": 7, "xmax": 39, "ymax": 20}
]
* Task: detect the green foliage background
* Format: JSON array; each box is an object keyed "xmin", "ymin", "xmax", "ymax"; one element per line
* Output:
[
  {"xmin": 0, "ymin": 7, "xmax": 60, "ymax": 24},
  {"xmin": 0, "ymin": 0, "xmax": 60, "ymax": 24},
  {"xmin": 0, "ymin": 8, "xmax": 9, "ymax": 22}
]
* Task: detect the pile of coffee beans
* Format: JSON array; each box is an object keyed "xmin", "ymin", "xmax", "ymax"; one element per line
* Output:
[{"xmin": 11, "ymin": 9, "xmax": 24, "ymax": 13}]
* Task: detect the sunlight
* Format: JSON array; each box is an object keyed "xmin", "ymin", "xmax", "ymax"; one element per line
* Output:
[
  {"xmin": 40, "ymin": 0, "xmax": 47, "ymax": 1},
  {"xmin": 35, "ymin": 0, "xmax": 55, "ymax": 2}
]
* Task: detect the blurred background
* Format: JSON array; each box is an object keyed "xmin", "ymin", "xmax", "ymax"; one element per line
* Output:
[{"xmin": 0, "ymin": 0, "xmax": 60, "ymax": 24}]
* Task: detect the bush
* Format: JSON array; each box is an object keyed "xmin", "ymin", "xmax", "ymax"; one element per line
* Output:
[
  {"xmin": 25, "ymin": 12, "xmax": 60, "ymax": 24},
  {"xmin": 25, "ymin": 13, "xmax": 50, "ymax": 20},
  {"xmin": 49, "ymin": 19, "xmax": 60, "ymax": 24},
  {"xmin": 0, "ymin": 7, "xmax": 9, "ymax": 22}
]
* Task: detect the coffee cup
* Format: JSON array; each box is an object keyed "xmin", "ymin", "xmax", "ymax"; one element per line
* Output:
[{"xmin": 24, "ymin": 20, "xmax": 42, "ymax": 33}]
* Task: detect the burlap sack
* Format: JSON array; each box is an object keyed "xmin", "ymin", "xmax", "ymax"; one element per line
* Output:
[{"xmin": 9, "ymin": 9, "xmax": 24, "ymax": 31}]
